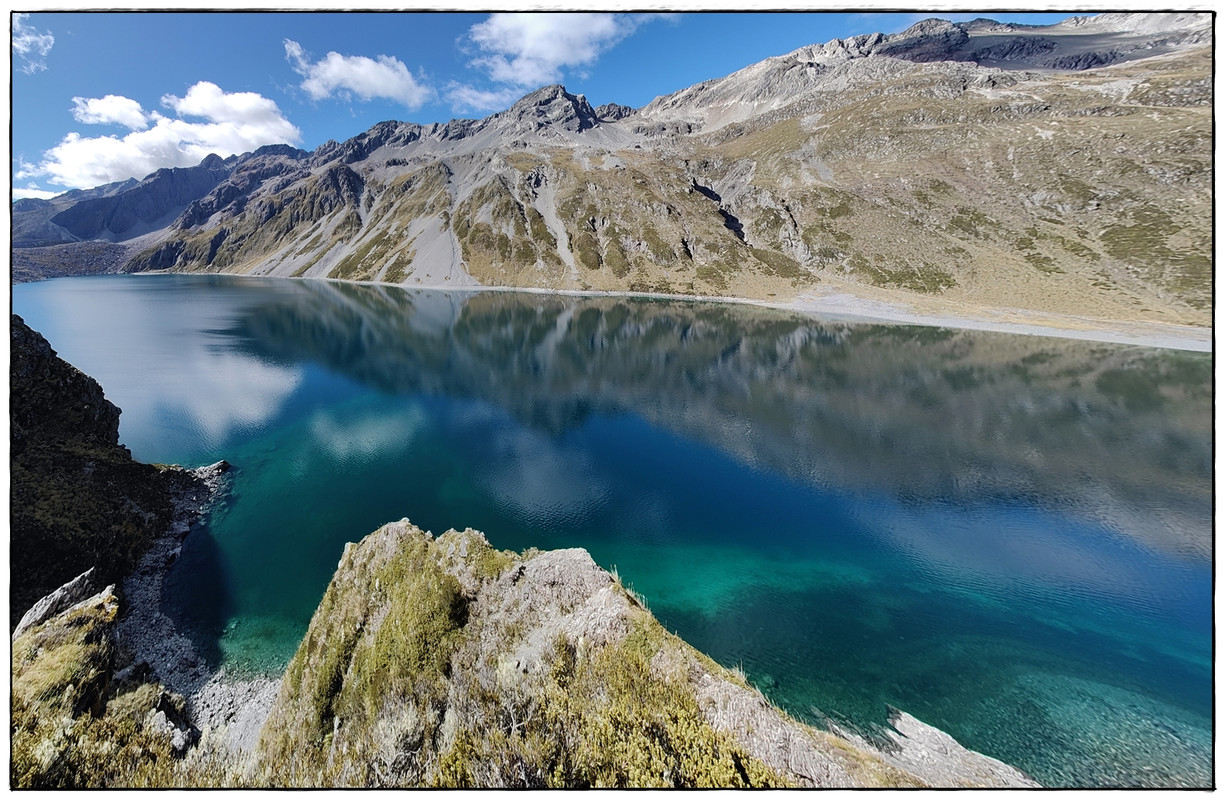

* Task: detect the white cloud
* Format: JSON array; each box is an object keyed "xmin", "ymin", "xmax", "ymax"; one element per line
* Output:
[
  {"xmin": 284, "ymin": 39, "xmax": 434, "ymax": 109},
  {"xmin": 444, "ymin": 82, "xmax": 521, "ymax": 115},
  {"xmin": 27, "ymin": 82, "xmax": 301, "ymax": 191},
  {"xmin": 72, "ymin": 95, "xmax": 150, "ymax": 130},
  {"xmin": 447, "ymin": 12, "xmax": 661, "ymax": 113},
  {"xmin": 13, "ymin": 13, "xmax": 54, "ymax": 74},
  {"xmin": 12, "ymin": 184, "xmax": 60, "ymax": 201},
  {"xmin": 162, "ymin": 81, "xmax": 295, "ymax": 129},
  {"xmin": 466, "ymin": 12, "xmax": 643, "ymax": 88}
]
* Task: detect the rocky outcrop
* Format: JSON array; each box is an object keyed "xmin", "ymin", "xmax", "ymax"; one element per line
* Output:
[
  {"xmin": 500, "ymin": 84, "xmax": 599, "ymax": 134},
  {"xmin": 11, "ymin": 575, "xmax": 201, "ymax": 788},
  {"xmin": 12, "ymin": 567, "xmax": 103, "ymax": 640},
  {"xmin": 255, "ymin": 520, "xmax": 1037, "ymax": 788},
  {"xmin": 595, "ymin": 102, "xmax": 635, "ymax": 121}
]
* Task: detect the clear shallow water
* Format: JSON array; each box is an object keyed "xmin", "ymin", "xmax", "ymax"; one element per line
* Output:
[{"xmin": 13, "ymin": 274, "xmax": 1212, "ymax": 787}]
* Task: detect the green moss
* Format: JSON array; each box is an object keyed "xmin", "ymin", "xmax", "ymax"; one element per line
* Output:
[
  {"xmin": 695, "ymin": 265, "xmax": 729, "ymax": 292},
  {"xmin": 1022, "ymin": 251, "xmax": 1063, "ymax": 274},
  {"xmin": 382, "ymin": 245, "xmax": 415, "ymax": 284},
  {"xmin": 526, "ymin": 207, "xmax": 555, "ymax": 250},
  {"xmin": 948, "ymin": 207, "xmax": 993, "ymax": 239},
  {"xmin": 10, "ymin": 590, "xmax": 198, "ymax": 789},
  {"xmin": 1053, "ymin": 235, "xmax": 1100, "ymax": 262},
  {"xmin": 603, "ymin": 233, "xmax": 631, "ymax": 278},
  {"xmin": 330, "ymin": 230, "xmax": 391, "ymax": 281},
  {"xmin": 852, "ymin": 259, "xmax": 956, "ymax": 293},
  {"xmin": 641, "ymin": 225, "xmax": 676, "ymax": 264},
  {"xmin": 435, "ymin": 623, "xmax": 790, "ymax": 788}
]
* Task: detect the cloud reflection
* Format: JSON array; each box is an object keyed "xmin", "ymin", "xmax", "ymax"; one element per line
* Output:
[{"xmin": 25, "ymin": 277, "xmax": 304, "ymax": 459}]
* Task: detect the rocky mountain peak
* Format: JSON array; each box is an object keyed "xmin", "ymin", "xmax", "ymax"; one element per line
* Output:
[
  {"xmin": 250, "ymin": 143, "xmax": 310, "ymax": 160},
  {"xmin": 505, "ymin": 84, "xmax": 598, "ymax": 133},
  {"xmin": 874, "ymin": 18, "xmax": 971, "ymax": 62},
  {"xmin": 595, "ymin": 102, "xmax": 636, "ymax": 122}
]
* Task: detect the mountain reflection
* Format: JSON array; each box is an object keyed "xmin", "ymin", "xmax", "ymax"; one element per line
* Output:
[{"xmin": 227, "ymin": 279, "xmax": 1212, "ymax": 562}]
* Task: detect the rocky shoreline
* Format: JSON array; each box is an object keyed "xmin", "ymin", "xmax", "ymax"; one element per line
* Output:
[{"xmin": 114, "ymin": 459, "xmax": 281, "ymax": 754}]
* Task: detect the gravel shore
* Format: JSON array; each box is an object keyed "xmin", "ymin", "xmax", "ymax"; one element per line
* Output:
[{"xmin": 116, "ymin": 460, "xmax": 281, "ymax": 754}]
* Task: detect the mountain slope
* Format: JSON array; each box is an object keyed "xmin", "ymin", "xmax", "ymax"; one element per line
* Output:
[{"xmin": 15, "ymin": 13, "xmax": 1211, "ymax": 326}]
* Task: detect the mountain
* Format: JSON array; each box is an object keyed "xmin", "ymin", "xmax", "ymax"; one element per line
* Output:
[{"xmin": 13, "ymin": 13, "xmax": 1211, "ymax": 327}]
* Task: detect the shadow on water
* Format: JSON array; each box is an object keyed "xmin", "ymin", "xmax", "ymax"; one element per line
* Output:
[{"xmin": 160, "ymin": 518, "xmax": 234, "ymax": 669}]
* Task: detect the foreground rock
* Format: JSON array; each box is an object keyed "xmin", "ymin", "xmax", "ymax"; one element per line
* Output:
[
  {"xmin": 11, "ymin": 577, "xmax": 198, "ymax": 787},
  {"xmin": 256, "ymin": 520, "xmax": 1037, "ymax": 788}
]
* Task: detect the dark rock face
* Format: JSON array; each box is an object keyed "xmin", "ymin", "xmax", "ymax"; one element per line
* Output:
[
  {"xmin": 875, "ymin": 18, "xmax": 971, "ymax": 61},
  {"xmin": 310, "ymin": 120, "xmax": 424, "ymax": 168},
  {"xmin": 12, "ymin": 197, "xmax": 51, "ymax": 212},
  {"xmin": 10, "ymin": 315, "xmax": 121, "ymax": 454},
  {"xmin": 178, "ymin": 149, "xmax": 310, "ymax": 229},
  {"xmin": 9, "ymin": 315, "xmax": 190, "ymax": 626}
]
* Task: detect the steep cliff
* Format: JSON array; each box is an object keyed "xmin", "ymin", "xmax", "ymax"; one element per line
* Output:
[{"xmin": 8, "ymin": 315, "xmax": 202, "ymax": 624}]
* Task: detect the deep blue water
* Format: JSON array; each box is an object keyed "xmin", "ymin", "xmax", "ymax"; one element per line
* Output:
[{"xmin": 12, "ymin": 274, "xmax": 1213, "ymax": 787}]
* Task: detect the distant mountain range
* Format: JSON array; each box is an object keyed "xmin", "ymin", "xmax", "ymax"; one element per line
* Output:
[{"xmin": 12, "ymin": 12, "xmax": 1211, "ymax": 326}]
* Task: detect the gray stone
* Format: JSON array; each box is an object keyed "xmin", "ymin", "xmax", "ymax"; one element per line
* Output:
[{"xmin": 13, "ymin": 568, "xmax": 99, "ymax": 640}]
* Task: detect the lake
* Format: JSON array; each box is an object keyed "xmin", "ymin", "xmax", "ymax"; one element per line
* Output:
[{"xmin": 12, "ymin": 274, "xmax": 1212, "ymax": 787}]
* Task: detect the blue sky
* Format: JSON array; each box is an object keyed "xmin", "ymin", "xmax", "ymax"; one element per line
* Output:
[{"xmin": 12, "ymin": 10, "xmax": 1077, "ymax": 198}]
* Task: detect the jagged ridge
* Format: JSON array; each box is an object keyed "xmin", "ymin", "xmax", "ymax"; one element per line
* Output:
[{"xmin": 12, "ymin": 13, "xmax": 1212, "ymax": 326}]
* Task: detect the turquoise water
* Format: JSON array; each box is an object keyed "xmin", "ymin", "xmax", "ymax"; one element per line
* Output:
[{"xmin": 13, "ymin": 275, "xmax": 1213, "ymax": 787}]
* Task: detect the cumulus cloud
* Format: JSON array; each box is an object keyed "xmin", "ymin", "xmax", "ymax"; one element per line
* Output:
[
  {"xmin": 27, "ymin": 82, "xmax": 301, "ymax": 191},
  {"xmin": 467, "ymin": 12, "xmax": 642, "ymax": 88},
  {"xmin": 448, "ymin": 12, "xmax": 659, "ymax": 113},
  {"xmin": 284, "ymin": 39, "xmax": 434, "ymax": 109},
  {"xmin": 72, "ymin": 95, "xmax": 150, "ymax": 130},
  {"xmin": 13, "ymin": 13, "xmax": 55, "ymax": 74}
]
